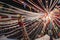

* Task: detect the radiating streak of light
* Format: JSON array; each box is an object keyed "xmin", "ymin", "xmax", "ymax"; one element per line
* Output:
[
  {"xmin": 28, "ymin": 22, "xmax": 40, "ymax": 35},
  {"xmin": 0, "ymin": 1, "xmax": 40, "ymax": 14},
  {"xmin": 6, "ymin": 30, "xmax": 22, "ymax": 37},
  {"xmin": 3, "ymin": 27, "xmax": 22, "ymax": 35},
  {"xmin": 25, "ymin": 20, "xmax": 38, "ymax": 27},
  {"xmin": 16, "ymin": 34, "xmax": 23, "ymax": 39},
  {"xmin": 49, "ymin": 0, "xmax": 53, "ymax": 9},
  {"xmin": 55, "ymin": 6, "xmax": 60, "ymax": 10},
  {"xmin": 0, "ymin": 23, "xmax": 18, "ymax": 27},
  {"xmin": 55, "ymin": 16, "xmax": 60, "ymax": 20},
  {"xmin": 31, "ymin": 21, "xmax": 42, "ymax": 39},
  {"xmin": 0, "ymin": 20, "xmax": 18, "ymax": 24},
  {"xmin": 27, "ymin": 0, "xmax": 45, "ymax": 12},
  {"xmin": 0, "ymin": 18, "xmax": 14, "ymax": 21},
  {"xmin": 50, "ymin": 0, "xmax": 58, "ymax": 11},
  {"xmin": 28, "ymin": 22, "xmax": 41, "ymax": 33},
  {"xmin": 31, "ymin": 22, "xmax": 40, "ymax": 37},
  {"xmin": 41, "ymin": 19, "xmax": 50, "ymax": 32},
  {"xmin": 0, "ymin": 13, "xmax": 17, "ymax": 17},
  {"xmin": 0, "ymin": 19, "xmax": 36, "ymax": 30},
  {"xmin": 5, "ymin": 21, "xmax": 38, "ymax": 37},
  {"xmin": 0, "ymin": 20, "xmax": 36, "ymax": 31},
  {"xmin": 38, "ymin": 0, "xmax": 48, "ymax": 13},
  {"xmin": 27, "ymin": 22, "xmax": 39, "ymax": 33},
  {"xmin": 54, "ymin": 19, "xmax": 60, "ymax": 27},
  {"xmin": 14, "ymin": 0, "xmax": 41, "ymax": 12},
  {"xmin": 30, "ymin": 0, "xmax": 45, "ymax": 12},
  {"xmin": 55, "ymin": 19, "xmax": 60, "ymax": 25},
  {"xmin": 55, "ymin": 18, "xmax": 60, "ymax": 23},
  {"xmin": 0, "ymin": 25, "xmax": 19, "ymax": 31},
  {"xmin": 0, "ymin": 0, "xmax": 60, "ymax": 39},
  {"xmin": 0, "ymin": 7, "xmax": 26, "ymax": 14},
  {"xmin": 26, "ymin": 22, "xmax": 38, "ymax": 30},
  {"xmin": 0, "ymin": 10, "xmax": 13, "ymax": 13},
  {"xmin": 45, "ymin": 0, "xmax": 48, "ymax": 9},
  {"xmin": 0, "ymin": 2, "xmax": 37, "ymax": 15},
  {"xmin": 0, "ymin": 1, "xmax": 46, "ymax": 18},
  {"xmin": 0, "ymin": 7, "xmax": 44, "ymax": 18}
]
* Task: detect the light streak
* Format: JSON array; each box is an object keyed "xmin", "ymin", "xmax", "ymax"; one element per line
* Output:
[{"xmin": 0, "ymin": 0, "xmax": 60, "ymax": 39}]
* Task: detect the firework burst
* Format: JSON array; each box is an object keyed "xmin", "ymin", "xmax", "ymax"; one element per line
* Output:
[
  {"xmin": 0, "ymin": 0, "xmax": 60, "ymax": 40},
  {"xmin": 13, "ymin": 0, "xmax": 60, "ymax": 33}
]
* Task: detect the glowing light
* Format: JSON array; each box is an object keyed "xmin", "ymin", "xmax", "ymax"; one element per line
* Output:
[{"xmin": 0, "ymin": 0, "xmax": 60, "ymax": 39}]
